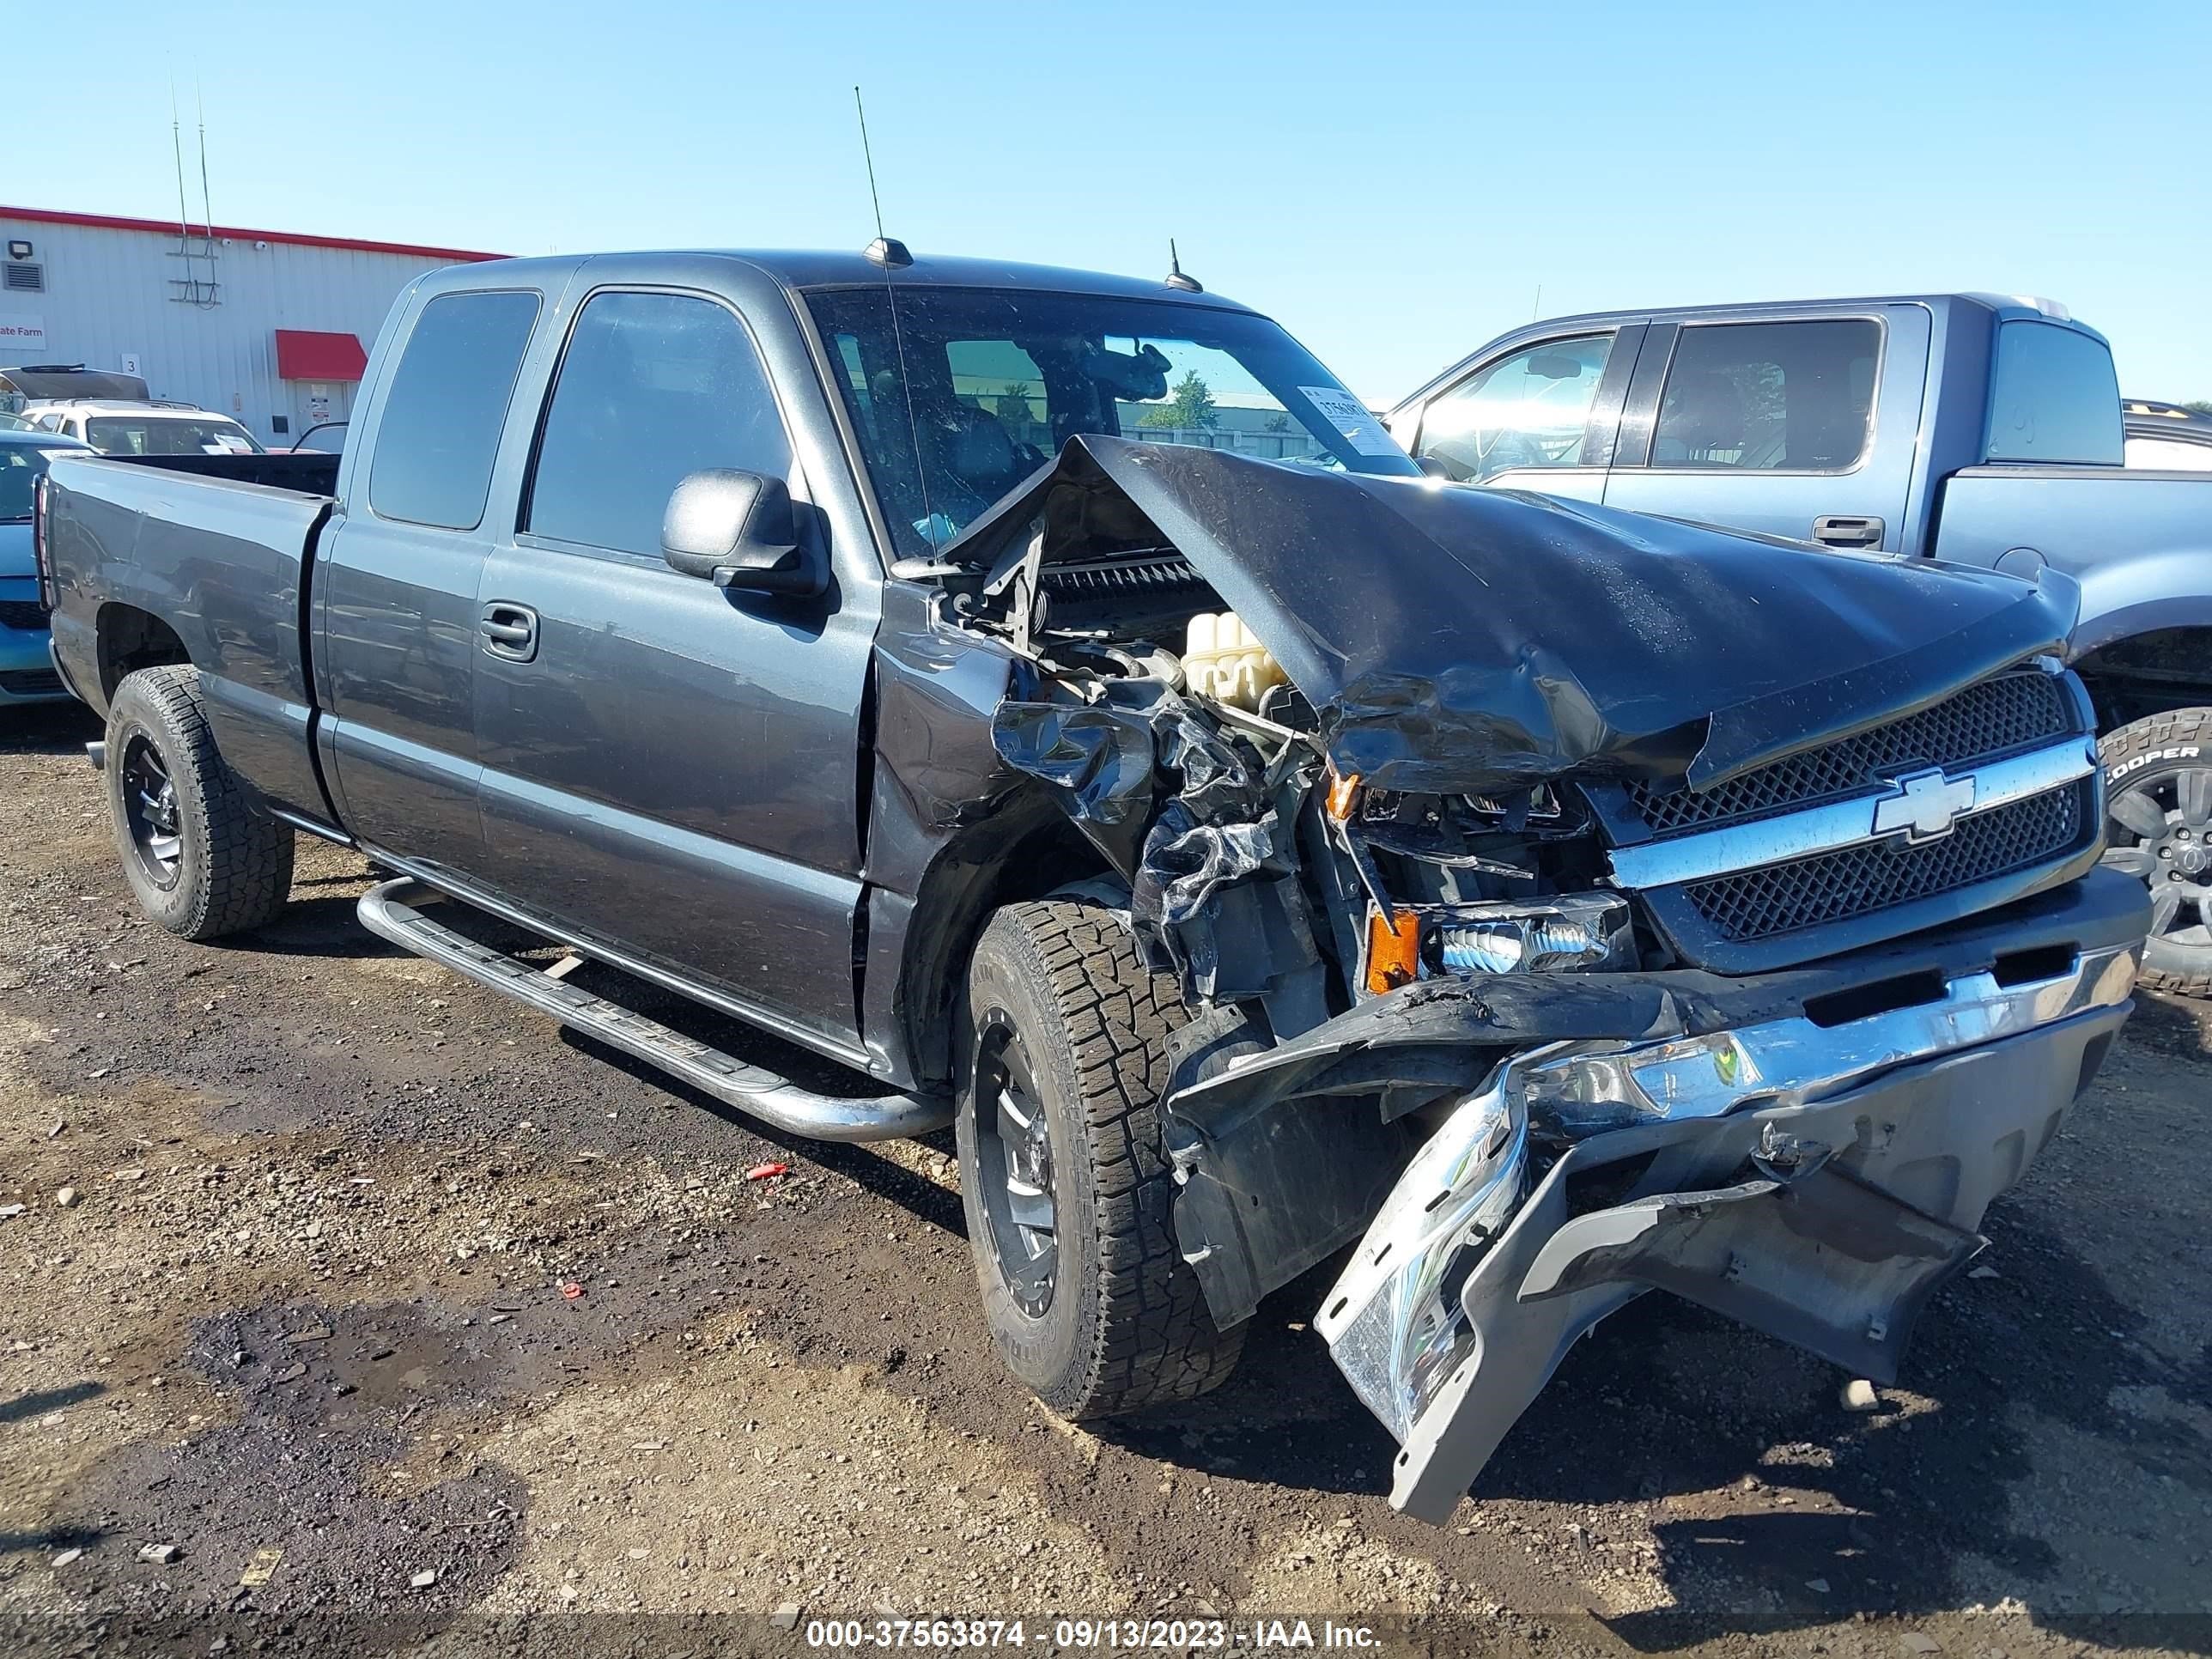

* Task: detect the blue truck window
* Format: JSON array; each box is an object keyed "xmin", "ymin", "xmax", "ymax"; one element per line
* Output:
[
  {"xmin": 368, "ymin": 289, "xmax": 542, "ymax": 531},
  {"xmin": 524, "ymin": 290, "xmax": 792, "ymax": 558},
  {"xmin": 0, "ymin": 447, "xmax": 39, "ymax": 519},
  {"xmin": 1985, "ymin": 321, "xmax": 2123, "ymax": 465},
  {"xmin": 1418, "ymin": 334, "xmax": 1612, "ymax": 482},
  {"xmin": 1650, "ymin": 319, "xmax": 1878, "ymax": 471}
]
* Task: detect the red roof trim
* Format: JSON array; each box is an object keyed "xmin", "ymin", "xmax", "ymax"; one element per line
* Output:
[
  {"xmin": 0, "ymin": 204, "xmax": 503, "ymax": 264},
  {"xmin": 274, "ymin": 329, "xmax": 369, "ymax": 382}
]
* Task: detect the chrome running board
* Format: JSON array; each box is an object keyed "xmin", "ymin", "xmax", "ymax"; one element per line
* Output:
[{"xmin": 356, "ymin": 878, "xmax": 951, "ymax": 1143}]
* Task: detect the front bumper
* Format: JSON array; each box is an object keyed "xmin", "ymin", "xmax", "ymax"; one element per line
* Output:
[{"xmin": 1301, "ymin": 877, "xmax": 2146, "ymax": 1524}]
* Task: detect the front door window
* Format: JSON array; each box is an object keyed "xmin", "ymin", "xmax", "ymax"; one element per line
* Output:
[{"xmin": 1416, "ymin": 334, "xmax": 1613, "ymax": 482}]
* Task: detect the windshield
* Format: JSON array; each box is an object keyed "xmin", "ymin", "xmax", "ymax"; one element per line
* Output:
[
  {"xmin": 807, "ymin": 286, "xmax": 1413, "ymax": 551},
  {"xmin": 85, "ymin": 416, "xmax": 265, "ymax": 457}
]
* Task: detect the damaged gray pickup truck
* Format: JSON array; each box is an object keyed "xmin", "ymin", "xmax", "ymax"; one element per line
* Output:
[{"xmin": 36, "ymin": 247, "xmax": 2148, "ymax": 1522}]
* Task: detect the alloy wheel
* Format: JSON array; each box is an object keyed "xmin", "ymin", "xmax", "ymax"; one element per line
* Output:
[
  {"xmin": 972, "ymin": 1014, "xmax": 1059, "ymax": 1317},
  {"xmin": 120, "ymin": 733, "xmax": 184, "ymax": 891},
  {"xmin": 2102, "ymin": 764, "xmax": 2212, "ymax": 953}
]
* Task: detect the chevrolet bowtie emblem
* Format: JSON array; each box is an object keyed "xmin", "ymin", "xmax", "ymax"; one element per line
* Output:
[{"xmin": 1871, "ymin": 768, "xmax": 1978, "ymax": 844}]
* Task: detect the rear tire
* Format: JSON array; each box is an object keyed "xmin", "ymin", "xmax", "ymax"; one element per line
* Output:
[
  {"xmin": 105, "ymin": 665, "xmax": 295, "ymax": 940},
  {"xmin": 2100, "ymin": 707, "xmax": 2212, "ymax": 998},
  {"xmin": 956, "ymin": 899, "xmax": 1244, "ymax": 1419}
]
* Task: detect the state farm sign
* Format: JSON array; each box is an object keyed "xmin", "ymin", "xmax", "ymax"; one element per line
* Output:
[{"xmin": 0, "ymin": 313, "xmax": 49, "ymax": 354}]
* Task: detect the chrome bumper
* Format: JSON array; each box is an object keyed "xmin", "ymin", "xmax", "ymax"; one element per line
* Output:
[{"xmin": 1315, "ymin": 938, "xmax": 2140, "ymax": 1522}]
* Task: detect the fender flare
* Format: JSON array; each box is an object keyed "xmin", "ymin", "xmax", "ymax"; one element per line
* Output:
[{"xmin": 2068, "ymin": 589, "xmax": 2212, "ymax": 661}]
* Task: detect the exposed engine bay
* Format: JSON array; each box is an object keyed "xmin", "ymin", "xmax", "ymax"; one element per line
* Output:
[
  {"xmin": 902, "ymin": 431, "xmax": 2139, "ymax": 1519},
  {"xmin": 931, "ymin": 454, "xmax": 1633, "ymax": 1023}
]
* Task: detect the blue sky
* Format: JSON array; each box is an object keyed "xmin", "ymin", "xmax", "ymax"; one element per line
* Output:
[{"xmin": 13, "ymin": 0, "xmax": 2208, "ymax": 403}]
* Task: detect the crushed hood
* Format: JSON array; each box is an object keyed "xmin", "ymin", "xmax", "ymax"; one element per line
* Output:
[{"xmin": 942, "ymin": 437, "xmax": 2081, "ymax": 795}]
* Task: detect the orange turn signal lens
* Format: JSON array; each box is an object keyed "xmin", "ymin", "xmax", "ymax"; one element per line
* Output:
[
  {"xmin": 1326, "ymin": 769, "xmax": 1363, "ymax": 821},
  {"xmin": 1364, "ymin": 908, "xmax": 1422, "ymax": 995}
]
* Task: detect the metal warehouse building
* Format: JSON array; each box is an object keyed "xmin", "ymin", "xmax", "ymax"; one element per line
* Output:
[{"xmin": 0, "ymin": 205, "xmax": 499, "ymax": 447}]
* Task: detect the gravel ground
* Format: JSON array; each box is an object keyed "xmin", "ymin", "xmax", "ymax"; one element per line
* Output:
[{"xmin": 1, "ymin": 701, "xmax": 2208, "ymax": 1658}]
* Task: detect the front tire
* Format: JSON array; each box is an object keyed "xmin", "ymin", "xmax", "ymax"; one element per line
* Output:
[
  {"xmin": 2100, "ymin": 707, "xmax": 2212, "ymax": 998},
  {"xmin": 956, "ymin": 899, "xmax": 1244, "ymax": 1419},
  {"xmin": 105, "ymin": 666, "xmax": 295, "ymax": 940}
]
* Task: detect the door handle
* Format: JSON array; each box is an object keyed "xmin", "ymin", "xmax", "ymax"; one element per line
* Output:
[
  {"xmin": 480, "ymin": 602, "xmax": 538, "ymax": 662},
  {"xmin": 1811, "ymin": 514, "xmax": 1886, "ymax": 549}
]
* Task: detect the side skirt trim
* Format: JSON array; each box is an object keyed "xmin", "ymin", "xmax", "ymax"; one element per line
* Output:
[{"xmin": 356, "ymin": 878, "xmax": 951, "ymax": 1144}]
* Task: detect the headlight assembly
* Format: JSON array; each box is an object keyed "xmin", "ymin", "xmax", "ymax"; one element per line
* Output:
[{"xmin": 1364, "ymin": 893, "xmax": 1632, "ymax": 993}]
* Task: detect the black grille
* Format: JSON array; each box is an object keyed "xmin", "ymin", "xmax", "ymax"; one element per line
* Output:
[
  {"xmin": 0, "ymin": 669, "xmax": 64, "ymax": 696},
  {"xmin": 1039, "ymin": 552, "xmax": 1202, "ymax": 596},
  {"xmin": 1626, "ymin": 670, "xmax": 2072, "ymax": 836},
  {"xmin": 1682, "ymin": 781, "xmax": 2087, "ymax": 943},
  {"xmin": 0, "ymin": 600, "xmax": 51, "ymax": 631}
]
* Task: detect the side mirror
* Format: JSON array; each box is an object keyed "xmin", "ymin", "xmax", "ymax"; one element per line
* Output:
[{"xmin": 661, "ymin": 469, "xmax": 824, "ymax": 597}]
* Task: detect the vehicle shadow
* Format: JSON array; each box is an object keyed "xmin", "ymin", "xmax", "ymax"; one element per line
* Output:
[
  {"xmin": 0, "ymin": 1379, "xmax": 105, "ymax": 1425},
  {"xmin": 1086, "ymin": 1175, "xmax": 2207, "ymax": 1646},
  {"xmin": 0, "ymin": 701, "xmax": 100, "ymax": 756},
  {"xmin": 231, "ymin": 893, "xmax": 405, "ymax": 960},
  {"xmin": 0, "ymin": 1523, "xmax": 104, "ymax": 1554},
  {"xmin": 1510, "ymin": 1200, "xmax": 2205, "ymax": 1650},
  {"xmin": 556, "ymin": 1003, "xmax": 967, "ymax": 1243},
  {"xmin": 2119, "ymin": 988, "xmax": 2212, "ymax": 1061},
  {"xmin": 1081, "ymin": 1252, "xmax": 1405, "ymax": 1490},
  {"xmin": 157, "ymin": 872, "xmax": 971, "ymax": 1237}
]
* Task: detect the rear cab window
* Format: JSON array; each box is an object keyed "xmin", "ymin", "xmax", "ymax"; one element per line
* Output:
[
  {"xmin": 1985, "ymin": 321, "xmax": 2123, "ymax": 465},
  {"xmin": 1649, "ymin": 319, "xmax": 1879, "ymax": 471},
  {"xmin": 368, "ymin": 289, "xmax": 543, "ymax": 530}
]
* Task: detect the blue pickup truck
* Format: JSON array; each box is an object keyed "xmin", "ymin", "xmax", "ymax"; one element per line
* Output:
[{"xmin": 1387, "ymin": 295, "xmax": 2212, "ymax": 994}]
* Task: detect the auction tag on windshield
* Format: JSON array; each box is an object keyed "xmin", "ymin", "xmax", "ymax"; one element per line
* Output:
[{"xmin": 1298, "ymin": 386, "xmax": 1399, "ymax": 456}]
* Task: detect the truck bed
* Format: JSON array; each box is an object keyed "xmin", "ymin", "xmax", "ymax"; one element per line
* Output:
[
  {"xmin": 1933, "ymin": 464, "xmax": 2212, "ymax": 659},
  {"xmin": 41, "ymin": 452, "xmax": 340, "ymax": 821},
  {"xmin": 98, "ymin": 451, "xmax": 343, "ymax": 494}
]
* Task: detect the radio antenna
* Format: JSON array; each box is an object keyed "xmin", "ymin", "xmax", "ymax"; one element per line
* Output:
[
  {"xmin": 170, "ymin": 84, "xmax": 191, "ymax": 254},
  {"xmin": 856, "ymin": 86, "xmax": 888, "ymax": 244},
  {"xmin": 854, "ymin": 87, "xmax": 938, "ymax": 550},
  {"xmin": 196, "ymin": 82, "xmax": 215, "ymax": 248},
  {"xmin": 169, "ymin": 83, "xmax": 208, "ymax": 303},
  {"xmin": 1164, "ymin": 239, "xmax": 1202, "ymax": 292}
]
